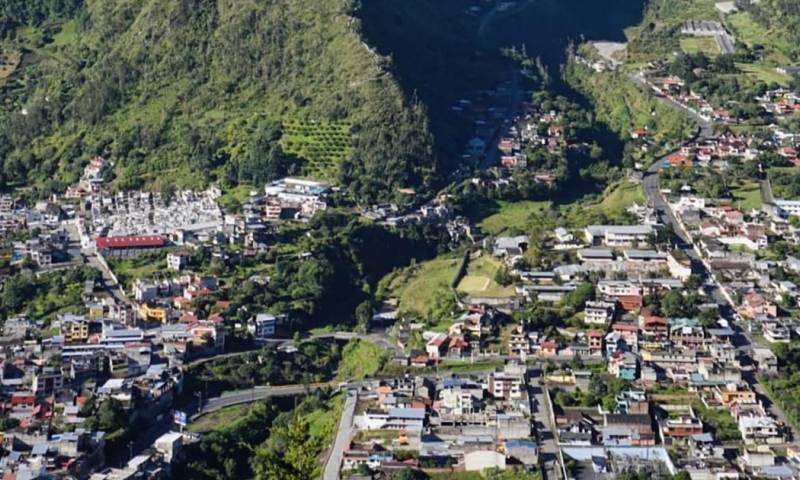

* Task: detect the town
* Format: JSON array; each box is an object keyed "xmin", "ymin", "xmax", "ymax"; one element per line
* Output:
[{"xmin": 3, "ymin": 1, "xmax": 800, "ymax": 480}]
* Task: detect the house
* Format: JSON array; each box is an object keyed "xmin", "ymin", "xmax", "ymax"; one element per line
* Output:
[
  {"xmin": 587, "ymin": 330, "xmax": 604, "ymax": 356},
  {"xmin": 602, "ymin": 414, "xmax": 655, "ymax": 446},
  {"xmin": 95, "ymin": 235, "xmax": 167, "ymax": 255},
  {"xmin": 166, "ymin": 252, "xmax": 190, "ymax": 271},
  {"xmin": 426, "ymin": 334, "xmax": 448, "ymax": 360},
  {"xmin": 738, "ymin": 413, "xmax": 782, "ymax": 445},
  {"xmin": 752, "ymin": 347, "xmax": 778, "ymax": 375},
  {"xmin": 715, "ymin": 384, "xmax": 757, "ymax": 408},
  {"xmin": 667, "ymin": 154, "xmax": 694, "ymax": 169},
  {"xmin": 493, "ymin": 235, "xmax": 529, "ymax": 262},
  {"xmin": 584, "ymin": 300, "xmax": 616, "ymax": 325},
  {"xmin": 762, "ymin": 321, "xmax": 790, "ymax": 343},
  {"xmin": 608, "ymin": 351, "xmax": 638, "ymax": 380},
  {"xmin": 248, "ymin": 313, "xmax": 278, "ymax": 344},
  {"xmin": 539, "ymin": 341, "xmax": 559, "ymax": 357},
  {"xmin": 585, "ymin": 225, "xmax": 654, "ymax": 247},
  {"xmin": 742, "ymin": 292, "xmax": 777, "ymax": 318}
]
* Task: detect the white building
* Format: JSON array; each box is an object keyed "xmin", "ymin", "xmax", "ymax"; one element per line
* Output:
[
  {"xmin": 248, "ymin": 313, "xmax": 277, "ymax": 344},
  {"xmin": 585, "ymin": 225, "xmax": 654, "ymax": 247},
  {"xmin": 776, "ymin": 200, "xmax": 800, "ymax": 217},
  {"xmin": 584, "ymin": 300, "xmax": 616, "ymax": 325}
]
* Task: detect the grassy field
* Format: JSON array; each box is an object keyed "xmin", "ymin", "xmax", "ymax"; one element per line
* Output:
[
  {"xmin": 680, "ymin": 37, "xmax": 719, "ymax": 56},
  {"xmin": 51, "ymin": 20, "xmax": 78, "ymax": 48},
  {"xmin": 336, "ymin": 340, "xmax": 388, "ymax": 380},
  {"xmin": 736, "ymin": 63, "xmax": 791, "ymax": 86},
  {"xmin": 385, "ymin": 255, "xmax": 461, "ymax": 316},
  {"xmin": 727, "ymin": 11, "xmax": 793, "ymax": 64},
  {"xmin": 456, "ymin": 253, "xmax": 515, "ymax": 298},
  {"xmin": 598, "ymin": 180, "xmax": 646, "ymax": 219},
  {"xmin": 280, "ymin": 119, "xmax": 352, "ymax": 180},
  {"xmin": 478, "ymin": 200, "xmax": 552, "ymax": 236},
  {"xmin": 305, "ymin": 393, "xmax": 344, "ymax": 441},
  {"xmin": 0, "ymin": 47, "xmax": 21, "ymax": 80},
  {"xmin": 730, "ymin": 182, "xmax": 763, "ymax": 210},
  {"xmin": 188, "ymin": 404, "xmax": 252, "ymax": 433},
  {"xmin": 107, "ymin": 252, "xmax": 170, "ymax": 288}
]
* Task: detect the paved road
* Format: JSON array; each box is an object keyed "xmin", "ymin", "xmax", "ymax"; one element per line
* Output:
[
  {"xmin": 528, "ymin": 368, "xmax": 559, "ymax": 480},
  {"xmin": 192, "ymin": 382, "xmax": 337, "ymax": 419},
  {"xmin": 323, "ymin": 392, "xmax": 357, "ymax": 480}
]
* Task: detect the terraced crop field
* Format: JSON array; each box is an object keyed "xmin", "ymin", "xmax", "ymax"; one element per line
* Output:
[{"xmin": 280, "ymin": 119, "xmax": 353, "ymax": 180}]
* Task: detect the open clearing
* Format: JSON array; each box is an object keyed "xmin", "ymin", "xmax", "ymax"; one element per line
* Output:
[
  {"xmin": 456, "ymin": 254, "xmax": 515, "ymax": 298},
  {"xmin": 680, "ymin": 37, "xmax": 720, "ymax": 56},
  {"xmin": 385, "ymin": 255, "xmax": 460, "ymax": 316},
  {"xmin": 0, "ymin": 47, "xmax": 21, "ymax": 80}
]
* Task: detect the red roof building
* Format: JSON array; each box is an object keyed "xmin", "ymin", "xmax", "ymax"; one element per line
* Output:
[
  {"xmin": 668, "ymin": 154, "xmax": 694, "ymax": 168},
  {"xmin": 96, "ymin": 235, "xmax": 166, "ymax": 250}
]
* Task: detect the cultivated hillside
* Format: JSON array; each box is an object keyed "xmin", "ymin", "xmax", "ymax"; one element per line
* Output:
[{"xmin": 0, "ymin": 0, "xmax": 437, "ymax": 202}]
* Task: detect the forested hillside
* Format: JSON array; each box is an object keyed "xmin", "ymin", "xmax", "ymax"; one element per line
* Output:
[{"xmin": 0, "ymin": 0, "xmax": 437, "ymax": 202}]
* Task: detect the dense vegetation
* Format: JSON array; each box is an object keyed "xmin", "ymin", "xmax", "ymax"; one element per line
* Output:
[
  {"xmin": 176, "ymin": 392, "xmax": 340, "ymax": 480},
  {"xmin": 0, "ymin": 266, "xmax": 99, "ymax": 321},
  {"xmin": 565, "ymin": 60, "xmax": 694, "ymax": 163},
  {"xmin": 221, "ymin": 213, "xmax": 449, "ymax": 332},
  {"xmin": 762, "ymin": 344, "xmax": 800, "ymax": 430},
  {"xmin": 744, "ymin": 0, "xmax": 800, "ymax": 60},
  {"xmin": 0, "ymin": 0, "xmax": 83, "ymax": 38},
  {"xmin": 0, "ymin": 0, "xmax": 437, "ymax": 202}
]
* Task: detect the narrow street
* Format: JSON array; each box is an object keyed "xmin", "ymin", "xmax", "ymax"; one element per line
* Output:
[
  {"xmin": 323, "ymin": 392, "xmax": 357, "ymax": 480},
  {"xmin": 528, "ymin": 367, "xmax": 559, "ymax": 480}
]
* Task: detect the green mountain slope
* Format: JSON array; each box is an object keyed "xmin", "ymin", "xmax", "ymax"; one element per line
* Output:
[{"xmin": 0, "ymin": 0, "xmax": 437, "ymax": 201}]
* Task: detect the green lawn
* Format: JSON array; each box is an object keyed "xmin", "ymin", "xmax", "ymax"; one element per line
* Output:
[
  {"xmin": 680, "ymin": 37, "xmax": 720, "ymax": 56},
  {"xmin": 385, "ymin": 255, "xmax": 461, "ymax": 316},
  {"xmin": 599, "ymin": 180, "xmax": 646, "ymax": 219},
  {"xmin": 730, "ymin": 182, "xmax": 763, "ymax": 210},
  {"xmin": 188, "ymin": 404, "xmax": 252, "ymax": 433},
  {"xmin": 478, "ymin": 200, "xmax": 552, "ymax": 235},
  {"xmin": 456, "ymin": 254, "xmax": 515, "ymax": 298},
  {"xmin": 336, "ymin": 340, "xmax": 388, "ymax": 381}
]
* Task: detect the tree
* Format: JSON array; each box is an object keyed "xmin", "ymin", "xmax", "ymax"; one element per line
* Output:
[
  {"xmin": 390, "ymin": 468, "xmax": 428, "ymax": 480},
  {"xmin": 562, "ymin": 282, "xmax": 594, "ymax": 309},
  {"xmin": 661, "ymin": 289, "xmax": 698, "ymax": 318},
  {"xmin": 671, "ymin": 471, "xmax": 692, "ymax": 480},
  {"xmin": 495, "ymin": 266, "xmax": 513, "ymax": 286},
  {"xmin": 253, "ymin": 417, "xmax": 318, "ymax": 480}
]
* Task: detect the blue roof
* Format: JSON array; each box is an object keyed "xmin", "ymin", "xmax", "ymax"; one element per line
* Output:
[
  {"xmin": 32, "ymin": 443, "xmax": 49, "ymax": 455},
  {"xmin": 506, "ymin": 439, "xmax": 538, "ymax": 449}
]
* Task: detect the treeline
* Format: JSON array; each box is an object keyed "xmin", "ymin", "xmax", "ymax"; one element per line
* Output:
[
  {"xmin": 0, "ymin": 0, "xmax": 438, "ymax": 202},
  {"xmin": 0, "ymin": 0, "xmax": 83, "ymax": 38}
]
